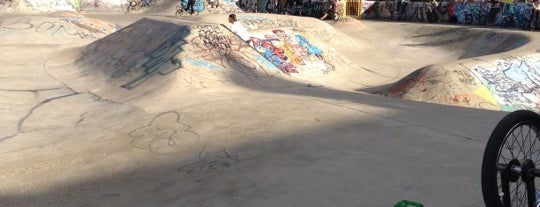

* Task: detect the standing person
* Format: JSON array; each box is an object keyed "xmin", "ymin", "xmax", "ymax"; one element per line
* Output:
[
  {"xmin": 398, "ymin": 0, "xmax": 409, "ymax": 20},
  {"xmin": 320, "ymin": 0, "xmax": 336, "ymax": 20},
  {"xmin": 447, "ymin": 0, "xmax": 457, "ymax": 23},
  {"xmin": 228, "ymin": 14, "xmax": 251, "ymax": 43},
  {"xmin": 530, "ymin": 0, "xmax": 540, "ymax": 30},
  {"xmin": 186, "ymin": 0, "xmax": 195, "ymax": 15},
  {"xmin": 426, "ymin": 0, "xmax": 439, "ymax": 23},
  {"xmin": 487, "ymin": 0, "xmax": 501, "ymax": 25}
]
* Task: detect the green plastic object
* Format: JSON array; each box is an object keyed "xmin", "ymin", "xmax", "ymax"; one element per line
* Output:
[{"xmin": 394, "ymin": 200, "xmax": 424, "ymax": 207}]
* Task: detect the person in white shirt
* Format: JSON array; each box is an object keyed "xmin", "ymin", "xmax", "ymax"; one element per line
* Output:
[{"xmin": 228, "ymin": 14, "xmax": 251, "ymax": 43}]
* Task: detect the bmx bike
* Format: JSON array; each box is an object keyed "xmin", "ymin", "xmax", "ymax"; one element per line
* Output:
[
  {"xmin": 175, "ymin": 0, "xmax": 205, "ymax": 16},
  {"xmin": 481, "ymin": 110, "xmax": 540, "ymax": 207},
  {"xmin": 321, "ymin": 10, "xmax": 340, "ymax": 21}
]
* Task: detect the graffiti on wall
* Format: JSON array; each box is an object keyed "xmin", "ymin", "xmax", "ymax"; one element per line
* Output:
[
  {"xmin": 130, "ymin": 111, "xmax": 200, "ymax": 154},
  {"xmin": 177, "ymin": 146, "xmax": 239, "ymax": 174},
  {"xmin": 17, "ymin": 0, "xmax": 128, "ymax": 13},
  {"xmin": 78, "ymin": 18, "xmax": 190, "ymax": 89},
  {"xmin": 187, "ymin": 24, "xmax": 277, "ymax": 78},
  {"xmin": 24, "ymin": 0, "xmax": 76, "ymax": 12},
  {"xmin": 239, "ymin": 16, "xmax": 298, "ymax": 30},
  {"xmin": 471, "ymin": 55, "xmax": 540, "ymax": 111},
  {"xmin": 0, "ymin": 13, "xmax": 121, "ymax": 39},
  {"xmin": 361, "ymin": 0, "xmax": 535, "ymax": 28},
  {"xmin": 251, "ymin": 29, "xmax": 334, "ymax": 75},
  {"xmin": 453, "ymin": 2, "xmax": 531, "ymax": 28},
  {"xmin": 81, "ymin": 0, "xmax": 126, "ymax": 12}
]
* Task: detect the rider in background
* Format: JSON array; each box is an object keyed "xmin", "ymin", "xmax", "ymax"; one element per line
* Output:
[
  {"xmin": 228, "ymin": 14, "xmax": 251, "ymax": 44},
  {"xmin": 530, "ymin": 0, "xmax": 540, "ymax": 30},
  {"xmin": 320, "ymin": 0, "xmax": 336, "ymax": 20},
  {"xmin": 187, "ymin": 0, "xmax": 195, "ymax": 15},
  {"xmin": 487, "ymin": 0, "xmax": 501, "ymax": 25}
]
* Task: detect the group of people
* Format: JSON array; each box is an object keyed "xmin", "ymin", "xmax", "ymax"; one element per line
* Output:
[
  {"xmin": 394, "ymin": 0, "xmax": 540, "ymax": 29},
  {"xmin": 483, "ymin": 0, "xmax": 540, "ymax": 30},
  {"xmin": 258, "ymin": 0, "xmax": 337, "ymax": 20}
]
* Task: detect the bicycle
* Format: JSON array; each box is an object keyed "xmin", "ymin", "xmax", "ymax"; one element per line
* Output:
[
  {"xmin": 175, "ymin": 0, "xmax": 205, "ymax": 16},
  {"xmin": 320, "ymin": 10, "xmax": 340, "ymax": 21},
  {"xmin": 481, "ymin": 110, "xmax": 540, "ymax": 207}
]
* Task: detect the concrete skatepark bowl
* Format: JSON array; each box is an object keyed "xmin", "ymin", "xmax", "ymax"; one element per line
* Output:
[{"xmin": 1, "ymin": 1, "xmax": 540, "ymax": 206}]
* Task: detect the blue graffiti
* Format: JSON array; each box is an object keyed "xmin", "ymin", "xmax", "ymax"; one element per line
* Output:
[
  {"xmin": 472, "ymin": 56, "xmax": 540, "ymax": 111},
  {"xmin": 254, "ymin": 55, "xmax": 282, "ymax": 74},
  {"xmin": 455, "ymin": 2, "xmax": 532, "ymax": 28},
  {"xmin": 185, "ymin": 57, "xmax": 224, "ymax": 73},
  {"xmin": 295, "ymin": 35, "xmax": 323, "ymax": 56}
]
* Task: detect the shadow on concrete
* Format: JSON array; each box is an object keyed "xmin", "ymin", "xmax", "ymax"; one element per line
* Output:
[
  {"xmin": 2, "ymin": 17, "xmax": 515, "ymax": 207},
  {"xmin": 0, "ymin": 90, "xmax": 506, "ymax": 206}
]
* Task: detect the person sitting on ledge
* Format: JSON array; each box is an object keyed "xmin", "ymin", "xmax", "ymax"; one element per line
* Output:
[{"xmin": 228, "ymin": 14, "xmax": 251, "ymax": 44}]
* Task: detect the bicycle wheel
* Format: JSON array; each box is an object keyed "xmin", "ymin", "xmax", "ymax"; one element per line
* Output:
[
  {"xmin": 481, "ymin": 110, "xmax": 540, "ymax": 207},
  {"xmin": 175, "ymin": 6, "xmax": 184, "ymax": 16},
  {"xmin": 127, "ymin": 1, "xmax": 138, "ymax": 13}
]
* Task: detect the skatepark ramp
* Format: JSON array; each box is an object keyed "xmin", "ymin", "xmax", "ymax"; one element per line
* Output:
[
  {"xmin": 43, "ymin": 13, "xmax": 540, "ymax": 112},
  {"xmin": 373, "ymin": 25, "xmax": 539, "ymax": 112},
  {"xmin": 382, "ymin": 52, "xmax": 540, "ymax": 112}
]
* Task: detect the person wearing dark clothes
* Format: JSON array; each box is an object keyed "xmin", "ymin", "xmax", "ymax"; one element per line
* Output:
[
  {"xmin": 320, "ymin": 0, "xmax": 336, "ymax": 20},
  {"xmin": 487, "ymin": 0, "xmax": 501, "ymax": 25},
  {"xmin": 187, "ymin": 0, "xmax": 195, "ymax": 15},
  {"xmin": 529, "ymin": 0, "xmax": 540, "ymax": 30},
  {"xmin": 447, "ymin": 0, "xmax": 457, "ymax": 23}
]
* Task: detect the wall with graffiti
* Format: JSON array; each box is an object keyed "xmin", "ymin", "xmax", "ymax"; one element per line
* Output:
[
  {"xmin": 1, "ymin": 0, "xmax": 129, "ymax": 13},
  {"xmin": 470, "ymin": 55, "xmax": 540, "ymax": 112},
  {"xmin": 383, "ymin": 65, "xmax": 502, "ymax": 111},
  {"xmin": 77, "ymin": 18, "xmax": 190, "ymax": 89},
  {"xmin": 182, "ymin": 24, "xmax": 279, "ymax": 79},
  {"xmin": 0, "ymin": 11, "xmax": 121, "ymax": 43},
  {"xmin": 454, "ymin": 2, "xmax": 531, "ymax": 28},
  {"xmin": 238, "ymin": 16, "xmax": 335, "ymax": 75},
  {"xmin": 361, "ymin": 0, "xmax": 534, "ymax": 29},
  {"xmin": 384, "ymin": 53, "xmax": 540, "ymax": 112},
  {"xmin": 362, "ymin": 0, "xmax": 451, "ymax": 22}
]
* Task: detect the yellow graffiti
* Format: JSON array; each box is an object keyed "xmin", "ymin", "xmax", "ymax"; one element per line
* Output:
[
  {"xmin": 475, "ymin": 85, "xmax": 499, "ymax": 106},
  {"xmin": 280, "ymin": 42, "xmax": 304, "ymax": 65}
]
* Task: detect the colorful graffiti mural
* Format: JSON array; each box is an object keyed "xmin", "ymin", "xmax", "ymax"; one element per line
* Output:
[
  {"xmin": 361, "ymin": 0, "xmax": 535, "ymax": 29},
  {"xmin": 251, "ymin": 29, "xmax": 334, "ymax": 75},
  {"xmin": 471, "ymin": 55, "xmax": 540, "ymax": 111},
  {"xmin": 187, "ymin": 24, "xmax": 278, "ymax": 78},
  {"xmin": 454, "ymin": 2, "xmax": 531, "ymax": 28}
]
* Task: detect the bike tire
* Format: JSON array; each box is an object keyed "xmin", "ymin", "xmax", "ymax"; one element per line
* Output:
[
  {"xmin": 175, "ymin": 7, "xmax": 183, "ymax": 16},
  {"xmin": 481, "ymin": 110, "xmax": 540, "ymax": 207},
  {"xmin": 127, "ymin": 1, "xmax": 138, "ymax": 13}
]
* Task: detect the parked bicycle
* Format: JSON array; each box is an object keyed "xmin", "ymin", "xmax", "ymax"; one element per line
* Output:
[
  {"xmin": 481, "ymin": 110, "xmax": 540, "ymax": 207},
  {"xmin": 175, "ymin": 0, "xmax": 205, "ymax": 16}
]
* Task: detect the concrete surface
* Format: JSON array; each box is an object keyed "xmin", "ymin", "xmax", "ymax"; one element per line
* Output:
[{"xmin": 2, "ymin": 6, "xmax": 538, "ymax": 206}]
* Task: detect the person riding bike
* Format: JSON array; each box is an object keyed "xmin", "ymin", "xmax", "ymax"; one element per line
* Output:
[
  {"xmin": 319, "ymin": 0, "xmax": 336, "ymax": 20},
  {"xmin": 186, "ymin": 0, "xmax": 196, "ymax": 15}
]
